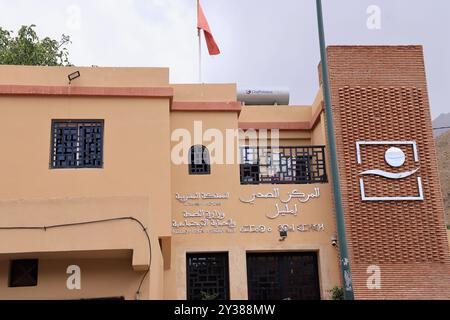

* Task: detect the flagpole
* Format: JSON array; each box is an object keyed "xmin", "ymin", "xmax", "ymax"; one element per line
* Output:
[
  {"xmin": 198, "ymin": 29, "xmax": 202, "ymax": 83},
  {"xmin": 316, "ymin": 0, "xmax": 355, "ymax": 300},
  {"xmin": 197, "ymin": 0, "xmax": 202, "ymax": 83}
]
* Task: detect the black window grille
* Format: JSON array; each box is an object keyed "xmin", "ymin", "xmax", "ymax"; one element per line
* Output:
[
  {"xmin": 186, "ymin": 253, "xmax": 230, "ymax": 300},
  {"xmin": 247, "ymin": 252, "xmax": 321, "ymax": 300},
  {"xmin": 240, "ymin": 146, "xmax": 327, "ymax": 185},
  {"xmin": 51, "ymin": 120, "xmax": 104, "ymax": 169},
  {"xmin": 9, "ymin": 259, "xmax": 39, "ymax": 287},
  {"xmin": 189, "ymin": 145, "xmax": 211, "ymax": 175}
]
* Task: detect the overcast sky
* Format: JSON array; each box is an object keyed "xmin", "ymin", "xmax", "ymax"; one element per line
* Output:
[{"xmin": 0, "ymin": 0, "xmax": 448, "ymax": 119}]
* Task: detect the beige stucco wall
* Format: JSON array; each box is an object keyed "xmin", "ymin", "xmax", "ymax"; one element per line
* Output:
[
  {"xmin": 166, "ymin": 108, "xmax": 341, "ymax": 300},
  {"xmin": 0, "ymin": 66, "xmax": 341, "ymax": 300},
  {"xmin": 448, "ymin": 230, "xmax": 450, "ymax": 249},
  {"xmin": 0, "ymin": 256, "xmax": 143, "ymax": 300},
  {"xmin": 172, "ymin": 84, "xmax": 237, "ymax": 102},
  {"xmin": 0, "ymin": 95, "xmax": 172, "ymax": 233},
  {"xmin": 239, "ymin": 105, "xmax": 314, "ymax": 147},
  {"xmin": 0, "ymin": 65, "xmax": 169, "ymax": 87},
  {"xmin": 311, "ymin": 89, "xmax": 326, "ymax": 146},
  {"xmin": 239, "ymin": 105, "xmax": 312, "ymax": 123},
  {"xmin": 0, "ymin": 88, "xmax": 172, "ymax": 299}
]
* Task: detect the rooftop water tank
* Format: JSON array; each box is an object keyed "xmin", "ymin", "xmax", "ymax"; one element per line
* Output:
[{"xmin": 237, "ymin": 88, "xmax": 290, "ymax": 105}]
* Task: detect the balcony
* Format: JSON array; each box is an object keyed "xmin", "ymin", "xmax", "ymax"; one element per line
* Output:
[{"xmin": 240, "ymin": 146, "xmax": 328, "ymax": 185}]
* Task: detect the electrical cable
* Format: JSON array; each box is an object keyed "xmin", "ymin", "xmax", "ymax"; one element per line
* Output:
[{"xmin": 0, "ymin": 216, "xmax": 151, "ymax": 299}]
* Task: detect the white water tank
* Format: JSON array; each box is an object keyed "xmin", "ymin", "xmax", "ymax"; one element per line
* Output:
[{"xmin": 237, "ymin": 88, "xmax": 290, "ymax": 105}]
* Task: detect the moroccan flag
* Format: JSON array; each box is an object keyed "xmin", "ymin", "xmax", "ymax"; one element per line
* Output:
[{"xmin": 197, "ymin": 0, "xmax": 221, "ymax": 55}]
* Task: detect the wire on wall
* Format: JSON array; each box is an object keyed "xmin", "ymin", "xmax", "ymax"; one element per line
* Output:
[{"xmin": 0, "ymin": 216, "xmax": 152, "ymax": 299}]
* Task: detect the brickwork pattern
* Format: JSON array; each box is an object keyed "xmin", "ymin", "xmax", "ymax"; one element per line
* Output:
[{"xmin": 326, "ymin": 46, "xmax": 450, "ymax": 299}]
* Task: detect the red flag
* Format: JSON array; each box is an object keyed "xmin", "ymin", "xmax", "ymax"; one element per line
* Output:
[{"xmin": 197, "ymin": 0, "xmax": 220, "ymax": 55}]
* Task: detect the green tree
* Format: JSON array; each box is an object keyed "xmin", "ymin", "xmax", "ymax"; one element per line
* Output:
[{"xmin": 0, "ymin": 24, "xmax": 71, "ymax": 66}]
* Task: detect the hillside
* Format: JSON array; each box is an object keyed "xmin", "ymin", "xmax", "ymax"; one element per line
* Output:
[
  {"xmin": 433, "ymin": 113, "xmax": 450, "ymax": 137},
  {"xmin": 436, "ymin": 130, "xmax": 450, "ymax": 226}
]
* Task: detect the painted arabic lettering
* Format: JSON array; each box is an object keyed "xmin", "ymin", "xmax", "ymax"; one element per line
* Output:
[
  {"xmin": 240, "ymin": 225, "xmax": 272, "ymax": 233},
  {"xmin": 239, "ymin": 223, "xmax": 325, "ymax": 234},
  {"xmin": 240, "ymin": 188, "xmax": 321, "ymax": 220},
  {"xmin": 172, "ymin": 190, "xmax": 325, "ymax": 236},
  {"xmin": 172, "ymin": 219, "xmax": 237, "ymax": 229},
  {"xmin": 173, "ymin": 192, "xmax": 235, "ymax": 235},
  {"xmin": 266, "ymin": 203, "xmax": 298, "ymax": 219},
  {"xmin": 239, "ymin": 188, "xmax": 320, "ymax": 204},
  {"xmin": 175, "ymin": 192, "xmax": 230, "ymax": 203},
  {"xmin": 182, "ymin": 209, "xmax": 225, "ymax": 220},
  {"xmin": 279, "ymin": 223, "xmax": 325, "ymax": 233}
]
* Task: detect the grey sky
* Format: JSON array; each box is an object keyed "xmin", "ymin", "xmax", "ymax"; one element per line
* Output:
[{"xmin": 0, "ymin": 0, "xmax": 448, "ymax": 118}]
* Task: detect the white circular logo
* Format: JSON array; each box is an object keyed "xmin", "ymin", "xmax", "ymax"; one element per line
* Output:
[{"xmin": 385, "ymin": 147, "xmax": 405, "ymax": 167}]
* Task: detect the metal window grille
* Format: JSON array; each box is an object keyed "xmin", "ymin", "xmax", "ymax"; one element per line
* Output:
[
  {"xmin": 240, "ymin": 146, "xmax": 327, "ymax": 185},
  {"xmin": 246, "ymin": 252, "xmax": 321, "ymax": 300},
  {"xmin": 189, "ymin": 145, "xmax": 211, "ymax": 175},
  {"xmin": 51, "ymin": 120, "xmax": 104, "ymax": 169},
  {"xmin": 9, "ymin": 259, "xmax": 39, "ymax": 287},
  {"xmin": 186, "ymin": 253, "xmax": 230, "ymax": 300}
]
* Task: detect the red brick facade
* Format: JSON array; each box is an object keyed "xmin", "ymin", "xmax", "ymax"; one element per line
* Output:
[{"xmin": 326, "ymin": 46, "xmax": 450, "ymax": 299}]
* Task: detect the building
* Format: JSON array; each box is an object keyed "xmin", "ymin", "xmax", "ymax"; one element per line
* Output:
[
  {"xmin": 0, "ymin": 46, "xmax": 449, "ymax": 300},
  {"xmin": 436, "ymin": 130, "xmax": 450, "ymax": 226}
]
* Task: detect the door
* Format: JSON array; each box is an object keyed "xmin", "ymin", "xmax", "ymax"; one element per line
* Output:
[
  {"xmin": 246, "ymin": 252, "xmax": 321, "ymax": 300},
  {"xmin": 186, "ymin": 252, "xmax": 230, "ymax": 300}
]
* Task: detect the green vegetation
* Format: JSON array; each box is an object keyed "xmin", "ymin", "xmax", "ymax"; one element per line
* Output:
[
  {"xmin": 200, "ymin": 291, "xmax": 219, "ymax": 300},
  {"xmin": 0, "ymin": 24, "xmax": 71, "ymax": 66},
  {"xmin": 329, "ymin": 286, "xmax": 344, "ymax": 300}
]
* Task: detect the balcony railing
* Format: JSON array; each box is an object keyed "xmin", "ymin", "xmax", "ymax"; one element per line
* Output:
[{"xmin": 240, "ymin": 146, "xmax": 328, "ymax": 185}]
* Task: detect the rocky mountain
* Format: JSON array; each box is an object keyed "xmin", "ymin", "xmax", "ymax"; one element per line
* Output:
[
  {"xmin": 436, "ymin": 130, "xmax": 450, "ymax": 226},
  {"xmin": 433, "ymin": 113, "xmax": 450, "ymax": 137}
]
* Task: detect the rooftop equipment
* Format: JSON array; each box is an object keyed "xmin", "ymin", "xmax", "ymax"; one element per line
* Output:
[{"xmin": 237, "ymin": 88, "xmax": 290, "ymax": 106}]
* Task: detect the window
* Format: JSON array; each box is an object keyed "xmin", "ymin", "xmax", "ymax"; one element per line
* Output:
[
  {"xmin": 240, "ymin": 147, "xmax": 260, "ymax": 183},
  {"xmin": 189, "ymin": 145, "xmax": 210, "ymax": 175},
  {"xmin": 240, "ymin": 146, "xmax": 327, "ymax": 185},
  {"xmin": 186, "ymin": 253, "xmax": 230, "ymax": 300},
  {"xmin": 9, "ymin": 259, "xmax": 39, "ymax": 287},
  {"xmin": 50, "ymin": 120, "xmax": 104, "ymax": 169},
  {"xmin": 295, "ymin": 156, "xmax": 312, "ymax": 182}
]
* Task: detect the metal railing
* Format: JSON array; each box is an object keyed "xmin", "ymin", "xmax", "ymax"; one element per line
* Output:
[{"xmin": 240, "ymin": 146, "xmax": 328, "ymax": 185}]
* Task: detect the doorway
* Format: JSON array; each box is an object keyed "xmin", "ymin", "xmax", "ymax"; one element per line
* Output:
[
  {"xmin": 246, "ymin": 252, "xmax": 321, "ymax": 300},
  {"xmin": 186, "ymin": 252, "xmax": 230, "ymax": 300}
]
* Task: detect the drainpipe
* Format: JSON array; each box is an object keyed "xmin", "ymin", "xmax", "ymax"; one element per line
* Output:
[{"xmin": 316, "ymin": 0, "xmax": 355, "ymax": 300}]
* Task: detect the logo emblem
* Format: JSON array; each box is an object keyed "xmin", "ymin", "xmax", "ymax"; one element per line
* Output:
[{"xmin": 356, "ymin": 141, "xmax": 424, "ymax": 201}]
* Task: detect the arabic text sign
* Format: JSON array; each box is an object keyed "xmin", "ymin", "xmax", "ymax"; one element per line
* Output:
[
  {"xmin": 239, "ymin": 188, "xmax": 320, "ymax": 204},
  {"xmin": 175, "ymin": 192, "xmax": 230, "ymax": 203},
  {"xmin": 173, "ymin": 192, "xmax": 234, "ymax": 235}
]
